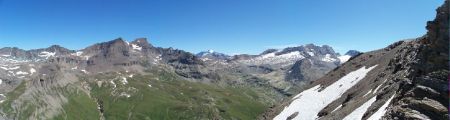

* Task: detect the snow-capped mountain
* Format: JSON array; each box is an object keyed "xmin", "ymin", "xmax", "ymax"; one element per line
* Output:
[
  {"xmin": 238, "ymin": 44, "xmax": 341, "ymax": 66},
  {"xmin": 0, "ymin": 37, "xmax": 354, "ymax": 119},
  {"xmin": 196, "ymin": 49, "xmax": 230, "ymax": 60},
  {"xmin": 221, "ymin": 44, "xmax": 360, "ymax": 94}
]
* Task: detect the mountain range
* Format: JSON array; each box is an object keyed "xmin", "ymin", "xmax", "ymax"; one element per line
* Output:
[
  {"xmin": 0, "ymin": 35, "xmax": 359, "ymax": 119},
  {"xmin": 0, "ymin": 1, "xmax": 447, "ymax": 120}
]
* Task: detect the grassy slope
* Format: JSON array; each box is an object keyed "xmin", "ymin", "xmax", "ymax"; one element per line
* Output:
[
  {"xmin": 0, "ymin": 81, "xmax": 28, "ymax": 119},
  {"xmin": 1, "ymin": 70, "xmax": 271, "ymax": 120},
  {"xmin": 90, "ymin": 70, "xmax": 268, "ymax": 120},
  {"xmin": 53, "ymin": 85, "xmax": 100, "ymax": 120}
]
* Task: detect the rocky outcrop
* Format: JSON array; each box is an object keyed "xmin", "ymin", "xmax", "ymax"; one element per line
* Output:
[
  {"xmin": 285, "ymin": 57, "xmax": 337, "ymax": 84},
  {"xmin": 343, "ymin": 50, "xmax": 361, "ymax": 57},
  {"xmin": 385, "ymin": 1, "xmax": 449, "ymax": 119},
  {"xmin": 262, "ymin": 1, "xmax": 449, "ymax": 119}
]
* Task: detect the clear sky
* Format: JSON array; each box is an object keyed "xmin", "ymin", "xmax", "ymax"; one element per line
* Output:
[{"xmin": 0, "ymin": 0, "xmax": 444, "ymax": 55}]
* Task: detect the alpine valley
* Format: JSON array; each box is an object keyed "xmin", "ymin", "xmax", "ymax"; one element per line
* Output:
[
  {"xmin": 0, "ymin": 1, "xmax": 448, "ymax": 120},
  {"xmin": 0, "ymin": 37, "xmax": 357, "ymax": 119}
]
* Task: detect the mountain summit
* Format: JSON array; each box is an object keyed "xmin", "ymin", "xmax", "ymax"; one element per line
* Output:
[{"xmin": 196, "ymin": 50, "xmax": 230, "ymax": 60}]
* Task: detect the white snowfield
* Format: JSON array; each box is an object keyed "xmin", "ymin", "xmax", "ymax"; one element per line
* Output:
[
  {"xmin": 131, "ymin": 44, "xmax": 142, "ymax": 51},
  {"xmin": 243, "ymin": 51, "xmax": 305, "ymax": 65},
  {"xmin": 38, "ymin": 51, "xmax": 56, "ymax": 59},
  {"xmin": 16, "ymin": 71, "xmax": 29, "ymax": 75},
  {"xmin": 321, "ymin": 54, "xmax": 338, "ymax": 62},
  {"xmin": 0, "ymin": 66, "xmax": 20, "ymax": 70},
  {"xmin": 338, "ymin": 55, "xmax": 352, "ymax": 64},
  {"xmin": 30, "ymin": 68, "xmax": 36, "ymax": 75},
  {"xmin": 71, "ymin": 51, "xmax": 83, "ymax": 56},
  {"xmin": 274, "ymin": 65, "xmax": 378, "ymax": 120},
  {"xmin": 343, "ymin": 96, "xmax": 377, "ymax": 120},
  {"xmin": 307, "ymin": 51, "xmax": 315, "ymax": 56},
  {"xmin": 367, "ymin": 93, "xmax": 396, "ymax": 120}
]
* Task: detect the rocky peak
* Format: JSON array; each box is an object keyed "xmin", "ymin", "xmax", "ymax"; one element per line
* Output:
[
  {"xmin": 0, "ymin": 47, "xmax": 27, "ymax": 58},
  {"xmin": 344, "ymin": 50, "xmax": 361, "ymax": 56},
  {"xmin": 42, "ymin": 45, "xmax": 73, "ymax": 54},
  {"xmin": 383, "ymin": 1, "xmax": 449, "ymax": 119},
  {"xmin": 419, "ymin": 0, "xmax": 449, "ymax": 73},
  {"xmin": 276, "ymin": 44, "xmax": 337, "ymax": 57},
  {"xmin": 130, "ymin": 38, "xmax": 152, "ymax": 48},
  {"xmin": 82, "ymin": 38, "xmax": 130, "ymax": 57},
  {"xmin": 260, "ymin": 49, "xmax": 278, "ymax": 55}
]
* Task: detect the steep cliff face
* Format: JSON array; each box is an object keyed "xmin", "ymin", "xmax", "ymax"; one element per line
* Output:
[
  {"xmin": 263, "ymin": 1, "xmax": 449, "ymax": 119},
  {"xmin": 385, "ymin": 1, "xmax": 449, "ymax": 119}
]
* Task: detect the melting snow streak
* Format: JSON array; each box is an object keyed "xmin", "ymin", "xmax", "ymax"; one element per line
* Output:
[
  {"xmin": 274, "ymin": 65, "xmax": 378, "ymax": 120},
  {"xmin": 367, "ymin": 93, "xmax": 396, "ymax": 120},
  {"xmin": 343, "ymin": 96, "xmax": 377, "ymax": 120}
]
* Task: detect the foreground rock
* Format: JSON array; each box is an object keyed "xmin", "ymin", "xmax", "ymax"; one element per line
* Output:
[{"xmin": 262, "ymin": 1, "xmax": 448, "ymax": 119}]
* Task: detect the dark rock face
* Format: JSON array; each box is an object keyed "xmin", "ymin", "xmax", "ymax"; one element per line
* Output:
[
  {"xmin": 286, "ymin": 57, "xmax": 337, "ymax": 83},
  {"xmin": 131, "ymin": 38, "xmax": 153, "ymax": 48},
  {"xmin": 160, "ymin": 48, "xmax": 203, "ymax": 65},
  {"xmin": 276, "ymin": 44, "xmax": 338, "ymax": 58},
  {"xmin": 0, "ymin": 45, "xmax": 74, "ymax": 59},
  {"xmin": 260, "ymin": 49, "xmax": 278, "ymax": 55},
  {"xmin": 344, "ymin": 50, "xmax": 361, "ymax": 56},
  {"xmin": 83, "ymin": 38, "xmax": 131, "ymax": 58},
  {"xmin": 231, "ymin": 54, "xmax": 257, "ymax": 61},
  {"xmin": 0, "ymin": 47, "xmax": 28, "ymax": 58},
  {"xmin": 385, "ymin": 1, "xmax": 449, "ymax": 119}
]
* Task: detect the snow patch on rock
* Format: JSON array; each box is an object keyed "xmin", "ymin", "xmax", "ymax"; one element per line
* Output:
[
  {"xmin": 81, "ymin": 69, "xmax": 89, "ymax": 74},
  {"xmin": 367, "ymin": 93, "xmax": 396, "ymax": 120},
  {"xmin": 322, "ymin": 54, "xmax": 338, "ymax": 62},
  {"xmin": 120, "ymin": 92, "xmax": 131, "ymax": 98},
  {"xmin": 338, "ymin": 55, "xmax": 352, "ymax": 64},
  {"xmin": 274, "ymin": 65, "xmax": 378, "ymax": 120},
  {"xmin": 38, "ymin": 51, "xmax": 56, "ymax": 59},
  {"xmin": 331, "ymin": 104, "xmax": 342, "ymax": 113},
  {"xmin": 131, "ymin": 44, "xmax": 142, "ymax": 51},
  {"xmin": 363, "ymin": 89, "xmax": 373, "ymax": 97},
  {"xmin": 245, "ymin": 51, "xmax": 305, "ymax": 65},
  {"xmin": 110, "ymin": 80, "xmax": 117, "ymax": 88},
  {"xmin": 373, "ymin": 79, "xmax": 387, "ymax": 94},
  {"xmin": 343, "ymin": 96, "xmax": 377, "ymax": 120},
  {"xmin": 16, "ymin": 71, "xmax": 29, "ymax": 75},
  {"xmin": 30, "ymin": 68, "xmax": 36, "ymax": 75},
  {"xmin": 121, "ymin": 77, "xmax": 128, "ymax": 85}
]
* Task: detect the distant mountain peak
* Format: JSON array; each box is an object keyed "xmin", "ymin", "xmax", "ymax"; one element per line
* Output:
[
  {"xmin": 131, "ymin": 38, "xmax": 152, "ymax": 48},
  {"xmin": 260, "ymin": 49, "xmax": 278, "ymax": 55},
  {"xmin": 344, "ymin": 50, "xmax": 361, "ymax": 56},
  {"xmin": 196, "ymin": 50, "xmax": 229, "ymax": 60}
]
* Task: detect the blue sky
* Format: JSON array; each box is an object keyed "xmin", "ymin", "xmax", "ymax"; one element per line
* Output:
[{"xmin": 0, "ymin": 0, "xmax": 444, "ymax": 55}]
